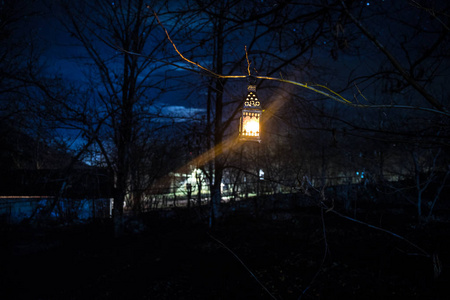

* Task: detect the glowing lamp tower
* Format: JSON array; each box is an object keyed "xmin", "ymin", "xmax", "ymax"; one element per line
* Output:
[{"xmin": 239, "ymin": 82, "xmax": 262, "ymax": 142}]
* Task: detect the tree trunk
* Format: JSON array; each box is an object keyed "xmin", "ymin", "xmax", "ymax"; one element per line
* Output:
[
  {"xmin": 197, "ymin": 178, "xmax": 202, "ymax": 207},
  {"xmin": 412, "ymin": 151, "xmax": 423, "ymax": 221},
  {"xmin": 210, "ymin": 12, "xmax": 225, "ymax": 228},
  {"xmin": 113, "ymin": 190, "xmax": 125, "ymax": 237}
]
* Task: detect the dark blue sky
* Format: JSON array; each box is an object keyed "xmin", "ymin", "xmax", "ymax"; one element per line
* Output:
[{"xmin": 17, "ymin": 0, "xmax": 450, "ymax": 122}]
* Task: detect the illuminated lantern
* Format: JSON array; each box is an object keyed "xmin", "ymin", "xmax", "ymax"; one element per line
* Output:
[{"xmin": 239, "ymin": 83, "xmax": 262, "ymax": 142}]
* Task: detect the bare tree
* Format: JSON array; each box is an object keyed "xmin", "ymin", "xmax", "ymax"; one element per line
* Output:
[
  {"xmin": 156, "ymin": 0, "xmax": 449, "ymax": 225},
  {"xmin": 57, "ymin": 0, "xmax": 186, "ymax": 235},
  {"xmin": 160, "ymin": 0, "xmax": 341, "ymax": 225},
  {"xmin": 0, "ymin": 0, "xmax": 44, "ymax": 126}
]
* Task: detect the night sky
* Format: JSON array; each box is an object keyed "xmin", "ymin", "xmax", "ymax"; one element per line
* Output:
[
  {"xmin": 10, "ymin": 1, "xmax": 448, "ymax": 114},
  {"xmin": 1, "ymin": 1, "xmax": 450, "ymax": 299}
]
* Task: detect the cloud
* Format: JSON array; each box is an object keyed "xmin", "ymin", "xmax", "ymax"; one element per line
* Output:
[{"xmin": 154, "ymin": 105, "xmax": 206, "ymax": 122}]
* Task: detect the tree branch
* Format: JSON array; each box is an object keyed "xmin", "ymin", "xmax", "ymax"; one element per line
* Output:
[
  {"xmin": 149, "ymin": 9, "xmax": 450, "ymax": 117},
  {"xmin": 340, "ymin": 1, "xmax": 447, "ymax": 113}
]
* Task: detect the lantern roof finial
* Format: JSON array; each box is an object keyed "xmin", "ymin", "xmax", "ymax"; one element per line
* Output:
[{"xmin": 247, "ymin": 75, "xmax": 257, "ymax": 86}]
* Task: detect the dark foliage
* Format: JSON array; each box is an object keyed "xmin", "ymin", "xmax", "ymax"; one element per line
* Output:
[{"xmin": 1, "ymin": 203, "xmax": 449, "ymax": 300}]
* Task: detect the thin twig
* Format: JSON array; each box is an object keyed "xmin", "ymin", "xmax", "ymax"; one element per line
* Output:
[
  {"xmin": 153, "ymin": 10, "xmax": 222, "ymax": 78},
  {"xmin": 302, "ymin": 176, "xmax": 430, "ymax": 258},
  {"xmin": 328, "ymin": 208, "xmax": 430, "ymax": 257},
  {"xmin": 298, "ymin": 207, "xmax": 329, "ymax": 299},
  {"xmin": 123, "ymin": 9, "xmax": 450, "ymax": 117},
  {"xmin": 245, "ymin": 45, "xmax": 251, "ymax": 76},
  {"xmin": 340, "ymin": 0, "xmax": 447, "ymax": 113},
  {"xmin": 207, "ymin": 233, "xmax": 278, "ymax": 300},
  {"xmin": 409, "ymin": 0, "xmax": 450, "ymax": 32}
]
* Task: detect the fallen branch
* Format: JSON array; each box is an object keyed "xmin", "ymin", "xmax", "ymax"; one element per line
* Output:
[
  {"xmin": 298, "ymin": 207, "xmax": 329, "ymax": 299},
  {"xmin": 327, "ymin": 207, "xmax": 430, "ymax": 257},
  {"xmin": 301, "ymin": 176, "xmax": 430, "ymax": 258},
  {"xmin": 207, "ymin": 232, "xmax": 278, "ymax": 300}
]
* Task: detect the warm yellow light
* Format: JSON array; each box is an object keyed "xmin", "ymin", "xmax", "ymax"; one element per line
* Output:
[{"xmin": 243, "ymin": 115, "xmax": 260, "ymax": 136}]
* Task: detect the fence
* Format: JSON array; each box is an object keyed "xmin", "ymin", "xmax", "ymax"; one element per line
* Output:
[{"xmin": 0, "ymin": 196, "xmax": 112, "ymax": 225}]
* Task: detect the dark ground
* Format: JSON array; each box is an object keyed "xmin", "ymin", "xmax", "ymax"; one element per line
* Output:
[{"xmin": 1, "ymin": 205, "xmax": 450, "ymax": 300}]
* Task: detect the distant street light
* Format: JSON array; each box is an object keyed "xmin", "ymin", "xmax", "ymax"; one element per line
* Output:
[{"xmin": 239, "ymin": 80, "xmax": 262, "ymax": 142}]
